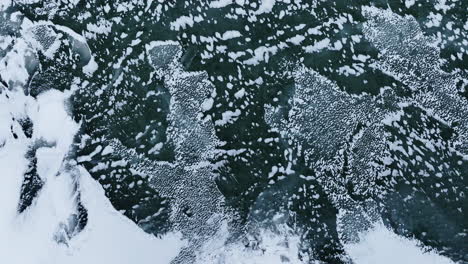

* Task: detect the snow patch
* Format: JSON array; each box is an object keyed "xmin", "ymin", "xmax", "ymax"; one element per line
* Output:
[
  {"xmin": 304, "ymin": 38, "xmax": 330, "ymax": 53},
  {"xmin": 255, "ymin": 0, "xmax": 277, "ymax": 15},
  {"xmin": 196, "ymin": 224, "xmax": 303, "ymax": 264},
  {"xmin": 345, "ymin": 224, "xmax": 455, "ymax": 264},
  {"xmin": 209, "ymin": 0, "xmax": 233, "ymax": 8}
]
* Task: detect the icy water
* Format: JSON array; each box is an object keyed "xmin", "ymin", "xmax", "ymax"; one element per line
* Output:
[{"xmin": 0, "ymin": 0, "xmax": 467, "ymax": 263}]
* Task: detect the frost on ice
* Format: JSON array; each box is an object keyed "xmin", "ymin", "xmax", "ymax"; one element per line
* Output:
[
  {"xmin": 0, "ymin": 1, "xmax": 467, "ymax": 264},
  {"xmin": 264, "ymin": 66, "xmax": 388, "ymax": 243},
  {"xmin": 362, "ymin": 7, "xmax": 468, "ymax": 261},
  {"xmin": 110, "ymin": 41, "xmax": 227, "ymax": 263},
  {"xmin": 265, "ymin": 6, "xmax": 467, "ymax": 262},
  {"xmin": 362, "ymin": 6, "xmax": 468, "ymax": 155}
]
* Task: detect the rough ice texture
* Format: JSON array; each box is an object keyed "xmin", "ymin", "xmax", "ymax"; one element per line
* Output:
[
  {"xmin": 110, "ymin": 42, "xmax": 227, "ymax": 263},
  {"xmin": 362, "ymin": 6, "xmax": 468, "ymax": 155},
  {"xmin": 264, "ymin": 66, "xmax": 389, "ymax": 243},
  {"xmin": 1, "ymin": 2, "xmax": 466, "ymax": 263}
]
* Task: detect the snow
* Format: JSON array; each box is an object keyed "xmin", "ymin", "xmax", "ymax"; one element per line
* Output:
[
  {"xmin": 0, "ymin": 116, "xmax": 27, "ymax": 233},
  {"xmin": 286, "ymin": 35, "xmax": 306, "ymax": 45},
  {"xmin": 55, "ymin": 167, "xmax": 185, "ymax": 264},
  {"xmin": 86, "ymin": 20, "xmax": 113, "ymax": 36},
  {"xmin": 0, "ymin": 38, "xmax": 31, "ymax": 86},
  {"xmin": 55, "ymin": 24, "xmax": 88, "ymax": 44},
  {"xmin": 1, "ymin": 4, "xmax": 463, "ymax": 264},
  {"xmin": 243, "ymin": 45, "xmax": 278, "ymax": 65},
  {"xmin": 0, "ymin": 35, "xmax": 13, "ymax": 49},
  {"xmin": 170, "ymin": 15, "xmax": 195, "ymax": 31},
  {"xmin": 145, "ymin": 40, "xmax": 179, "ymax": 53},
  {"xmin": 426, "ymin": 12, "xmax": 443, "ymax": 28},
  {"xmin": 199, "ymin": 221, "xmax": 453, "ymax": 264},
  {"xmin": 196, "ymin": 223, "xmax": 304, "ymax": 264},
  {"xmin": 201, "ymin": 97, "xmax": 214, "ymax": 112},
  {"xmin": 304, "ymin": 38, "xmax": 330, "ymax": 53},
  {"xmin": 83, "ymin": 56, "xmax": 98, "ymax": 76},
  {"xmin": 221, "ymin": 30, "xmax": 242, "ymax": 40},
  {"xmin": 215, "ymin": 109, "xmax": 241, "ymax": 126},
  {"xmin": 209, "ymin": 0, "xmax": 233, "ymax": 8},
  {"xmin": 0, "ymin": 0, "xmax": 11, "ymax": 11},
  {"xmin": 345, "ymin": 224, "xmax": 455, "ymax": 264},
  {"xmin": 255, "ymin": 0, "xmax": 277, "ymax": 15},
  {"xmin": 234, "ymin": 88, "xmax": 246, "ymax": 99},
  {"xmin": 29, "ymin": 90, "xmax": 79, "ymax": 146},
  {"xmin": 0, "ymin": 86, "xmax": 185, "ymax": 264},
  {"xmin": 148, "ymin": 142, "xmax": 164, "ymax": 155},
  {"xmin": 101, "ymin": 145, "xmax": 114, "ymax": 156},
  {"xmin": 405, "ymin": 0, "xmax": 415, "ymax": 8},
  {"xmin": 228, "ymin": 51, "xmax": 246, "ymax": 60},
  {"xmin": 0, "ymin": 18, "xmax": 185, "ymax": 264}
]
